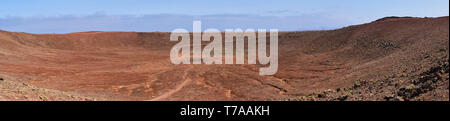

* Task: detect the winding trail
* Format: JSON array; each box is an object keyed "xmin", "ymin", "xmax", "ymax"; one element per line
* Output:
[{"xmin": 149, "ymin": 66, "xmax": 194, "ymax": 101}]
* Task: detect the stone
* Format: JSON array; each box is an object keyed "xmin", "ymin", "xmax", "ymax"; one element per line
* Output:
[{"xmin": 392, "ymin": 96, "xmax": 404, "ymax": 101}]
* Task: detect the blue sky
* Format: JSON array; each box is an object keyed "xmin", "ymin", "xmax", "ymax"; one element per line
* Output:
[{"xmin": 1, "ymin": 0, "xmax": 448, "ymax": 33}]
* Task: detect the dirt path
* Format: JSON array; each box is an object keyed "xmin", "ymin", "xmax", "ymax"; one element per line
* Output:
[{"xmin": 149, "ymin": 66, "xmax": 193, "ymax": 101}]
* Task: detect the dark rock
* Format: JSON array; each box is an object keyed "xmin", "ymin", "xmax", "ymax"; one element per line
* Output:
[
  {"xmin": 317, "ymin": 93, "xmax": 325, "ymax": 98},
  {"xmin": 337, "ymin": 95, "xmax": 348, "ymax": 101}
]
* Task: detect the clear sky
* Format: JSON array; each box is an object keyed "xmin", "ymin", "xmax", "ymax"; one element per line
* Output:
[{"xmin": 1, "ymin": 0, "xmax": 448, "ymax": 33}]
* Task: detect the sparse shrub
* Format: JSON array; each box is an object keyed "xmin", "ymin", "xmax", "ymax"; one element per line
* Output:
[
  {"xmin": 396, "ymin": 73, "xmax": 408, "ymax": 77},
  {"xmin": 353, "ymin": 80, "xmax": 361, "ymax": 88},
  {"xmin": 405, "ymin": 84, "xmax": 416, "ymax": 90}
]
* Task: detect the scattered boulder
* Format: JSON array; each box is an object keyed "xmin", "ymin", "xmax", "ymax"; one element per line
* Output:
[
  {"xmin": 384, "ymin": 94, "xmax": 395, "ymax": 101},
  {"xmin": 392, "ymin": 96, "xmax": 405, "ymax": 101}
]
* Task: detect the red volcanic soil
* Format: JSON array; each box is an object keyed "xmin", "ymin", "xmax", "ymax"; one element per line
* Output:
[{"xmin": 0, "ymin": 16, "xmax": 448, "ymax": 101}]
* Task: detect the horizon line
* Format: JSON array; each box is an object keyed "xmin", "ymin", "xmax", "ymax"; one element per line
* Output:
[{"xmin": 1, "ymin": 16, "xmax": 448, "ymax": 35}]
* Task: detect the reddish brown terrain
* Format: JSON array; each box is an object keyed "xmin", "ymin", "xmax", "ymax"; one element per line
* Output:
[{"xmin": 0, "ymin": 16, "xmax": 448, "ymax": 101}]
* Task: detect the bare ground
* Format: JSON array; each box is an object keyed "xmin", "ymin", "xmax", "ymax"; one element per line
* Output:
[{"xmin": 0, "ymin": 16, "xmax": 448, "ymax": 101}]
